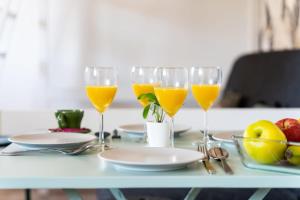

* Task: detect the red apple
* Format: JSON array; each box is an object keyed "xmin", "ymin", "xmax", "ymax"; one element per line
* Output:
[{"xmin": 275, "ymin": 118, "xmax": 300, "ymax": 142}]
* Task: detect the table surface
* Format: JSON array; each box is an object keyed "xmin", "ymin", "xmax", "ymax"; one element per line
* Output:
[
  {"xmin": 0, "ymin": 108, "xmax": 300, "ymax": 189},
  {"xmin": 0, "ymin": 131, "xmax": 300, "ymax": 189}
]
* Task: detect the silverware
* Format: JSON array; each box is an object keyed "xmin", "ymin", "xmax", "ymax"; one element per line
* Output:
[
  {"xmin": 63, "ymin": 143, "xmax": 102, "ymax": 155},
  {"xmin": 1, "ymin": 143, "xmax": 101, "ymax": 156},
  {"xmin": 198, "ymin": 145, "xmax": 216, "ymax": 174},
  {"xmin": 208, "ymin": 147, "xmax": 233, "ymax": 174}
]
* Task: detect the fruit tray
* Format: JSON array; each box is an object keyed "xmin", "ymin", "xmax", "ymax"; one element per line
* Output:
[{"xmin": 233, "ymin": 135, "xmax": 300, "ymax": 175}]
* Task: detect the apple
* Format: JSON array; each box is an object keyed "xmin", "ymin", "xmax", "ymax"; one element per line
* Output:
[
  {"xmin": 276, "ymin": 118, "xmax": 299, "ymax": 129},
  {"xmin": 275, "ymin": 118, "xmax": 300, "ymax": 142},
  {"xmin": 285, "ymin": 146, "xmax": 300, "ymax": 165},
  {"xmin": 243, "ymin": 120, "xmax": 287, "ymax": 164}
]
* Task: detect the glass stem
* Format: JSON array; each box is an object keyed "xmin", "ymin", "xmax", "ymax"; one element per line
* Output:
[
  {"xmin": 143, "ymin": 118, "xmax": 148, "ymax": 143},
  {"xmin": 203, "ymin": 111, "xmax": 209, "ymax": 150},
  {"xmin": 99, "ymin": 112, "xmax": 105, "ymax": 146},
  {"xmin": 170, "ymin": 116, "xmax": 174, "ymax": 148}
]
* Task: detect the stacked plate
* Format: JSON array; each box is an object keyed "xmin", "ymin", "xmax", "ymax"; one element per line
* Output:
[{"xmin": 8, "ymin": 132, "xmax": 97, "ymax": 149}]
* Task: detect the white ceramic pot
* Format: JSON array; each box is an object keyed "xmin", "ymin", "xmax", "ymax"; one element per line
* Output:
[{"xmin": 146, "ymin": 122, "xmax": 170, "ymax": 147}]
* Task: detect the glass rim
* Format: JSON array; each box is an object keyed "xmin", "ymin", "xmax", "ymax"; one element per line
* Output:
[
  {"xmin": 132, "ymin": 66, "xmax": 158, "ymax": 69},
  {"xmin": 154, "ymin": 85, "xmax": 189, "ymax": 89},
  {"xmin": 86, "ymin": 84, "xmax": 118, "ymax": 87},
  {"xmin": 191, "ymin": 66, "xmax": 221, "ymax": 70},
  {"xmin": 85, "ymin": 66, "xmax": 116, "ymax": 70},
  {"xmin": 155, "ymin": 66, "xmax": 189, "ymax": 70},
  {"xmin": 232, "ymin": 135, "xmax": 295, "ymax": 145}
]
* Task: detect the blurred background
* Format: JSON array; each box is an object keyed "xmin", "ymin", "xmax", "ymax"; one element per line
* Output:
[
  {"xmin": 1, "ymin": 1, "xmax": 300, "ymax": 199},
  {"xmin": 0, "ymin": 0, "xmax": 298, "ymax": 109}
]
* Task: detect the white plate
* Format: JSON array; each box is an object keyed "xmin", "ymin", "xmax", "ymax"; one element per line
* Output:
[
  {"xmin": 211, "ymin": 131, "xmax": 243, "ymax": 143},
  {"xmin": 118, "ymin": 123, "xmax": 191, "ymax": 137},
  {"xmin": 9, "ymin": 133, "xmax": 97, "ymax": 148},
  {"xmin": 99, "ymin": 147, "xmax": 203, "ymax": 171}
]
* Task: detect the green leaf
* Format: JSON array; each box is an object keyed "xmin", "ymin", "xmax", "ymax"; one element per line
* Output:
[
  {"xmin": 137, "ymin": 93, "xmax": 147, "ymax": 100},
  {"xmin": 138, "ymin": 93, "xmax": 163, "ymax": 122},
  {"xmin": 143, "ymin": 104, "xmax": 151, "ymax": 119},
  {"xmin": 138, "ymin": 93, "xmax": 157, "ymax": 103},
  {"xmin": 145, "ymin": 93, "xmax": 157, "ymax": 101}
]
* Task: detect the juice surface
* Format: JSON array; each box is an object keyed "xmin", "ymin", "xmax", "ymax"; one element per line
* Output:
[
  {"xmin": 154, "ymin": 87, "xmax": 188, "ymax": 117},
  {"xmin": 191, "ymin": 84, "xmax": 220, "ymax": 111},
  {"xmin": 86, "ymin": 86, "xmax": 117, "ymax": 113}
]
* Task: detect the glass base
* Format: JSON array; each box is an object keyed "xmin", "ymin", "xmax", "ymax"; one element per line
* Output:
[{"xmin": 101, "ymin": 144, "xmax": 111, "ymax": 152}]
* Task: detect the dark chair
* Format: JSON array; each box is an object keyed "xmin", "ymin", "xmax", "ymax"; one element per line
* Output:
[{"xmin": 221, "ymin": 50, "xmax": 300, "ymax": 108}]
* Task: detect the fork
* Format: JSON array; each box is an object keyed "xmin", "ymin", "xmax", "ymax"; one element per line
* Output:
[
  {"xmin": 198, "ymin": 145, "xmax": 216, "ymax": 174},
  {"xmin": 1, "ymin": 143, "xmax": 102, "ymax": 156}
]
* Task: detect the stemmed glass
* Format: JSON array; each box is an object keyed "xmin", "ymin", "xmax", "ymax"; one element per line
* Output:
[
  {"xmin": 190, "ymin": 66, "xmax": 222, "ymax": 150},
  {"xmin": 131, "ymin": 66, "xmax": 157, "ymax": 142},
  {"xmin": 85, "ymin": 66, "xmax": 118, "ymax": 149},
  {"xmin": 154, "ymin": 67, "xmax": 189, "ymax": 147},
  {"xmin": 131, "ymin": 66, "xmax": 157, "ymax": 107}
]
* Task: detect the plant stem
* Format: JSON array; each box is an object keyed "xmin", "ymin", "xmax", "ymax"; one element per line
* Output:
[
  {"xmin": 160, "ymin": 107, "xmax": 164, "ymax": 122},
  {"xmin": 154, "ymin": 105, "xmax": 159, "ymax": 122}
]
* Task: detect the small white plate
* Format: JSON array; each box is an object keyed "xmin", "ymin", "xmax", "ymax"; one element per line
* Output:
[
  {"xmin": 99, "ymin": 147, "xmax": 203, "ymax": 171},
  {"xmin": 9, "ymin": 133, "xmax": 97, "ymax": 148},
  {"xmin": 211, "ymin": 131, "xmax": 243, "ymax": 143},
  {"xmin": 118, "ymin": 123, "xmax": 191, "ymax": 137}
]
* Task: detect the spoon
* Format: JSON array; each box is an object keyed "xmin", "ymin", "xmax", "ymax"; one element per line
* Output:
[{"xmin": 208, "ymin": 147, "xmax": 233, "ymax": 174}]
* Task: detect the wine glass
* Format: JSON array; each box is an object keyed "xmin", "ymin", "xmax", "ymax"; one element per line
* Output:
[
  {"xmin": 131, "ymin": 66, "xmax": 157, "ymax": 142},
  {"xmin": 154, "ymin": 67, "xmax": 189, "ymax": 147},
  {"xmin": 190, "ymin": 66, "xmax": 222, "ymax": 150},
  {"xmin": 85, "ymin": 66, "xmax": 118, "ymax": 149},
  {"xmin": 131, "ymin": 66, "xmax": 157, "ymax": 107}
]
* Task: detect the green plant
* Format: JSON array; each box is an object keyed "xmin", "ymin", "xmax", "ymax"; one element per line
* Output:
[{"xmin": 138, "ymin": 93, "xmax": 165, "ymax": 123}]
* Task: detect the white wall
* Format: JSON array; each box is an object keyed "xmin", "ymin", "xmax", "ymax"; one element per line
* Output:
[
  {"xmin": 0, "ymin": 0, "xmax": 47, "ymax": 108},
  {"xmin": 0, "ymin": 0, "xmax": 259, "ymax": 109}
]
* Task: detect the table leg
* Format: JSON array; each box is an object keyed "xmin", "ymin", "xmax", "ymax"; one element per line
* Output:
[
  {"xmin": 25, "ymin": 189, "xmax": 31, "ymax": 200},
  {"xmin": 184, "ymin": 188, "xmax": 201, "ymax": 200},
  {"xmin": 63, "ymin": 189, "xmax": 83, "ymax": 200},
  {"xmin": 109, "ymin": 189, "xmax": 127, "ymax": 200},
  {"xmin": 248, "ymin": 188, "xmax": 271, "ymax": 200}
]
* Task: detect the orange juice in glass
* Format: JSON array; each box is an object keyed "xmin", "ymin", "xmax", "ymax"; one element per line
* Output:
[
  {"xmin": 154, "ymin": 87, "xmax": 188, "ymax": 117},
  {"xmin": 191, "ymin": 84, "xmax": 220, "ymax": 111},
  {"xmin": 85, "ymin": 66, "xmax": 117, "ymax": 149},
  {"xmin": 190, "ymin": 67, "xmax": 222, "ymax": 150},
  {"xmin": 132, "ymin": 83, "xmax": 155, "ymax": 107},
  {"xmin": 154, "ymin": 67, "xmax": 189, "ymax": 147},
  {"xmin": 86, "ymin": 86, "xmax": 117, "ymax": 113}
]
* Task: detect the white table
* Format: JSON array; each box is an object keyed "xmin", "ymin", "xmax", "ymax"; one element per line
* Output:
[
  {"xmin": 0, "ymin": 108, "xmax": 300, "ymax": 200},
  {"xmin": 2, "ymin": 108, "xmax": 300, "ymax": 134}
]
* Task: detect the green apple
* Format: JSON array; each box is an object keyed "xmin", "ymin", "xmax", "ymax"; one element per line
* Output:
[
  {"xmin": 285, "ymin": 146, "xmax": 300, "ymax": 165},
  {"xmin": 243, "ymin": 120, "xmax": 287, "ymax": 164}
]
